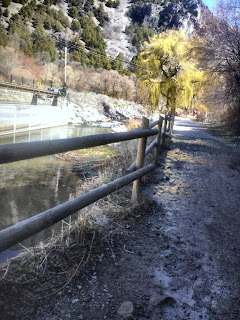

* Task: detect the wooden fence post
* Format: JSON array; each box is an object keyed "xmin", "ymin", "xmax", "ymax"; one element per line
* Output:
[
  {"xmin": 161, "ymin": 115, "xmax": 168, "ymax": 148},
  {"xmin": 167, "ymin": 116, "xmax": 171, "ymax": 132},
  {"xmin": 153, "ymin": 115, "xmax": 163, "ymax": 165},
  {"xmin": 131, "ymin": 116, "xmax": 149, "ymax": 203},
  {"xmin": 170, "ymin": 114, "xmax": 174, "ymax": 135}
]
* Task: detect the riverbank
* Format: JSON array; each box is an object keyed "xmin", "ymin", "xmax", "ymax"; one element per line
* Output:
[
  {"xmin": 67, "ymin": 91, "xmax": 149, "ymax": 127},
  {"xmin": 0, "ymin": 88, "xmax": 150, "ymax": 135}
]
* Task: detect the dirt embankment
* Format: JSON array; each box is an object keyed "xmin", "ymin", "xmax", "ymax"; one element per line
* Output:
[{"xmin": 1, "ymin": 117, "xmax": 240, "ymax": 320}]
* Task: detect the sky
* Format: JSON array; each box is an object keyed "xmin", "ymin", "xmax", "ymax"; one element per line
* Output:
[{"xmin": 202, "ymin": 0, "xmax": 217, "ymax": 12}]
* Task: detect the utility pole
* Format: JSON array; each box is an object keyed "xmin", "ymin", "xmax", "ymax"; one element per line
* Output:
[{"xmin": 64, "ymin": 46, "xmax": 67, "ymax": 84}]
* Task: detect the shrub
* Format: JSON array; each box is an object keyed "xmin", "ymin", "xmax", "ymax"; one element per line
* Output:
[
  {"xmin": 68, "ymin": 6, "xmax": 79, "ymax": 18},
  {"xmin": 3, "ymin": 9, "xmax": 9, "ymax": 17},
  {"xmin": 0, "ymin": 23, "xmax": 8, "ymax": 46},
  {"xmin": 2, "ymin": 0, "xmax": 11, "ymax": 7},
  {"xmin": 57, "ymin": 10, "xmax": 70, "ymax": 28},
  {"xmin": 52, "ymin": 20, "xmax": 63, "ymax": 32},
  {"xmin": 31, "ymin": 24, "xmax": 57, "ymax": 62},
  {"xmin": 71, "ymin": 19, "xmax": 81, "ymax": 32}
]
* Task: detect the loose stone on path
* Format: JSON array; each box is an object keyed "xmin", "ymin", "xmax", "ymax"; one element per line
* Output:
[{"xmin": 117, "ymin": 301, "xmax": 134, "ymax": 318}]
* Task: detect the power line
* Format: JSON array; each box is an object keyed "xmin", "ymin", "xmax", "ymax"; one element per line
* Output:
[
  {"xmin": 57, "ymin": 38, "xmax": 152, "ymax": 73},
  {"xmin": 4, "ymin": 18, "xmax": 152, "ymax": 73}
]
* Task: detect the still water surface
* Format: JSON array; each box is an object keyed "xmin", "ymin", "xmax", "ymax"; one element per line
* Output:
[{"xmin": 0, "ymin": 124, "xmax": 112, "ymax": 255}]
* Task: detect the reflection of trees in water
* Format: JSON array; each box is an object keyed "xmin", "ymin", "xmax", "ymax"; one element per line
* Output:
[
  {"xmin": 53, "ymin": 166, "xmax": 61, "ymax": 202},
  {"xmin": 0, "ymin": 163, "xmax": 80, "ymax": 235},
  {"xmin": 0, "ymin": 124, "xmax": 112, "ymax": 248}
]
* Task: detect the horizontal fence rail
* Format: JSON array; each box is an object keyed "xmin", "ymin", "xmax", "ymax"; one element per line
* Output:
[
  {"xmin": 0, "ymin": 164, "xmax": 155, "ymax": 253},
  {"xmin": 126, "ymin": 139, "xmax": 156, "ymax": 174},
  {"xmin": 0, "ymin": 129, "xmax": 158, "ymax": 164},
  {"xmin": 0, "ymin": 114, "xmax": 174, "ymax": 253}
]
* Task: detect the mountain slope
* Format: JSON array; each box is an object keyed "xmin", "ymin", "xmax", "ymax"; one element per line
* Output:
[
  {"xmin": 103, "ymin": 0, "xmax": 137, "ymax": 61},
  {"xmin": 0, "ymin": 0, "xmax": 208, "ymax": 67}
]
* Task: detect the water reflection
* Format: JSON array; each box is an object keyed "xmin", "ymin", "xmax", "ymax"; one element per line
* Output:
[
  {"xmin": 0, "ymin": 123, "xmax": 112, "ymax": 145},
  {"xmin": 0, "ymin": 124, "xmax": 112, "ymax": 254}
]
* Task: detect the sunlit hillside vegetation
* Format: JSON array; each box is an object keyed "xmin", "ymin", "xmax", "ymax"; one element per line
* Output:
[
  {"xmin": 0, "ymin": 0, "xmax": 203, "ymax": 68},
  {"xmin": 0, "ymin": 0, "xmax": 240, "ymax": 134}
]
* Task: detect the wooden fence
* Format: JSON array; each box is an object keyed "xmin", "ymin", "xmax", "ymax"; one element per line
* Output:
[{"xmin": 0, "ymin": 114, "xmax": 174, "ymax": 253}]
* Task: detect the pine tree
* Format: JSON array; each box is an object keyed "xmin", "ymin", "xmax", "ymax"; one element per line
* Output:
[
  {"xmin": 2, "ymin": 0, "xmax": 11, "ymax": 7},
  {"xmin": 0, "ymin": 23, "xmax": 7, "ymax": 46},
  {"xmin": 3, "ymin": 9, "xmax": 9, "ymax": 17},
  {"xmin": 71, "ymin": 19, "xmax": 81, "ymax": 32},
  {"xmin": 70, "ymin": 38, "xmax": 88, "ymax": 65},
  {"xmin": 31, "ymin": 24, "xmax": 57, "ymax": 62}
]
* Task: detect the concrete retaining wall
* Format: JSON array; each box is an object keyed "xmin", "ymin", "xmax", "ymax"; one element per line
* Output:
[
  {"xmin": 0, "ymin": 103, "xmax": 73, "ymax": 136},
  {"xmin": 0, "ymin": 87, "xmax": 33, "ymax": 104},
  {"xmin": 0, "ymin": 87, "xmax": 74, "ymax": 135}
]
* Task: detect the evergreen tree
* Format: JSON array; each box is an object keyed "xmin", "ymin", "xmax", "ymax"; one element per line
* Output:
[
  {"xmin": 70, "ymin": 38, "xmax": 88, "ymax": 65},
  {"xmin": 68, "ymin": 6, "xmax": 78, "ymax": 18},
  {"xmin": 0, "ymin": 23, "xmax": 8, "ymax": 46},
  {"xmin": 80, "ymin": 15, "xmax": 106, "ymax": 52},
  {"xmin": 71, "ymin": 19, "xmax": 81, "ymax": 32},
  {"xmin": 3, "ymin": 9, "xmax": 9, "ymax": 17},
  {"xmin": 8, "ymin": 15, "xmax": 33, "ymax": 55},
  {"xmin": 19, "ymin": 4, "xmax": 34, "ymax": 19},
  {"xmin": 112, "ymin": 53, "xmax": 124, "ymax": 72},
  {"xmin": 2, "ymin": 0, "xmax": 11, "ymax": 7},
  {"xmin": 31, "ymin": 24, "xmax": 57, "ymax": 62},
  {"xmin": 52, "ymin": 20, "xmax": 63, "ymax": 32},
  {"xmin": 94, "ymin": 3, "xmax": 109, "ymax": 26},
  {"xmin": 57, "ymin": 10, "xmax": 70, "ymax": 28},
  {"xmin": 43, "ymin": 15, "xmax": 54, "ymax": 30}
]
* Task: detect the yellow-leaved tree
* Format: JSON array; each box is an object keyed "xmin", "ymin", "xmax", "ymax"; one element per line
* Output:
[{"xmin": 135, "ymin": 30, "xmax": 208, "ymax": 114}]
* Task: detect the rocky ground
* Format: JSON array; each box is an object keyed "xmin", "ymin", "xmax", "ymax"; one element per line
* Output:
[
  {"xmin": 0, "ymin": 88, "xmax": 148, "ymax": 131},
  {"xmin": 68, "ymin": 91, "xmax": 148, "ymax": 124},
  {"xmin": 1, "ymin": 117, "xmax": 240, "ymax": 319},
  {"xmin": 103, "ymin": 0, "xmax": 136, "ymax": 62}
]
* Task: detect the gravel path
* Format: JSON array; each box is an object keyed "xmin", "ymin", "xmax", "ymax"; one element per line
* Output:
[
  {"xmin": 143, "ymin": 117, "xmax": 240, "ymax": 319},
  {"xmin": 1, "ymin": 116, "xmax": 240, "ymax": 320}
]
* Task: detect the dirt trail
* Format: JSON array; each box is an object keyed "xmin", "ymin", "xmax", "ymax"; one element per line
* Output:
[
  {"xmin": 1, "ymin": 117, "xmax": 240, "ymax": 320},
  {"xmin": 143, "ymin": 117, "xmax": 240, "ymax": 319}
]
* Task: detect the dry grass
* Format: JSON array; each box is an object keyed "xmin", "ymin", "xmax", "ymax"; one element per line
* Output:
[{"xmin": 0, "ymin": 138, "xmax": 155, "ymax": 296}]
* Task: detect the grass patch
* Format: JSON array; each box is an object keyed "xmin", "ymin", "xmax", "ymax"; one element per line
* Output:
[
  {"xmin": 204, "ymin": 123, "xmax": 240, "ymax": 148},
  {"xmin": 57, "ymin": 144, "xmax": 118, "ymax": 163},
  {"xmin": 76, "ymin": 145, "xmax": 117, "ymax": 160}
]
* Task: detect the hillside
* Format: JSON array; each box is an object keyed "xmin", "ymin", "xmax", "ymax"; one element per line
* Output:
[
  {"xmin": 0, "ymin": 0, "xmax": 207, "ymax": 72},
  {"xmin": 4, "ymin": 0, "xmax": 240, "ymax": 135}
]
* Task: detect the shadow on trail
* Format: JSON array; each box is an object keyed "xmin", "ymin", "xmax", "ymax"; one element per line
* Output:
[{"xmin": 172, "ymin": 140, "xmax": 221, "ymax": 156}]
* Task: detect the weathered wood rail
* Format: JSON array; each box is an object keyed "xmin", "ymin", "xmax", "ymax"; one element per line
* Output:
[{"xmin": 0, "ymin": 114, "xmax": 174, "ymax": 253}]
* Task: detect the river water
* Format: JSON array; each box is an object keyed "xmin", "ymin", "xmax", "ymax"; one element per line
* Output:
[{"xmin": 0, "ymin": 124, "xmax": 112, "ymax": 261}]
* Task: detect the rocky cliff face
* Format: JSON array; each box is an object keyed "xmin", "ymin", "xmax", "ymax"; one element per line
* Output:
[
  {"xmin": 104, "ymin": 0, "xmax": 206, "ymax": 60},
  {"xmin": 0, "ymin": 0, "xmax": 209, "ymax": 72},
  {"xmin": 128, "ymin": 0, "xmax": 202, "ymax": 34},
  {"xmin": 103, "ymin": 0, "xmax": 137, "ymax": 61}
]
